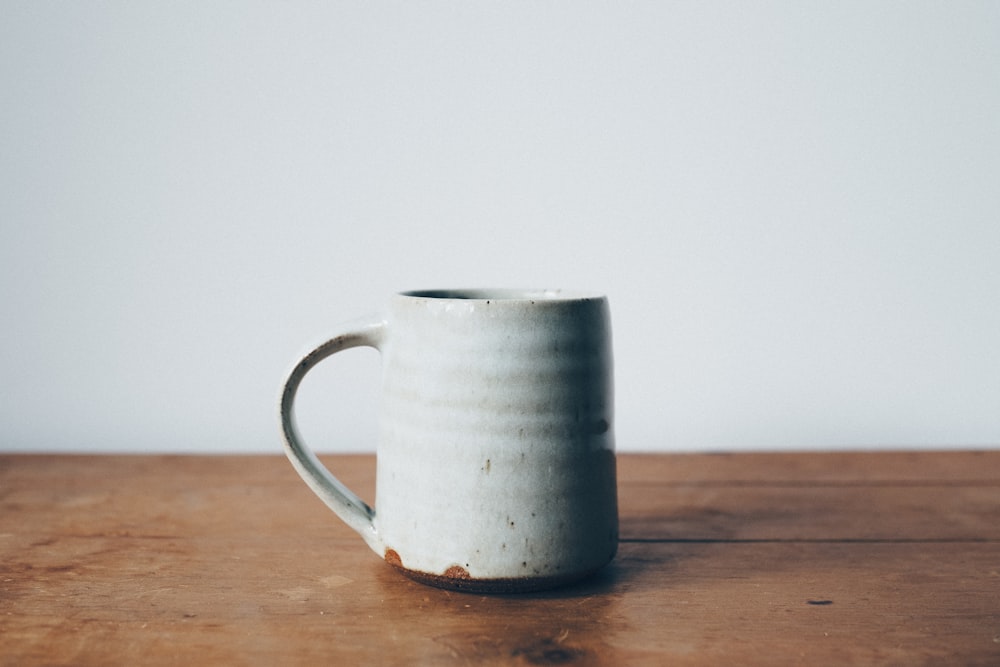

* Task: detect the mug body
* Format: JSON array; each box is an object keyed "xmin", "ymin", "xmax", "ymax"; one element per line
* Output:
[{"xmin": 374, "ymin": 289, "xmax": 617, "ymax": 592}]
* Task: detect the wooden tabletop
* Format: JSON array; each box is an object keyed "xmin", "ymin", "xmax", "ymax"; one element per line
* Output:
[{"xmin": 2, "ymin": 451, "xmax": 998, "ymax": 665}]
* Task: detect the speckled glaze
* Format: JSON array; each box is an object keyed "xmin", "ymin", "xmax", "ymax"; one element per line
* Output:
[{"xmin": 280, "ymin": 289, "xmax": 617, "ymax": 593}]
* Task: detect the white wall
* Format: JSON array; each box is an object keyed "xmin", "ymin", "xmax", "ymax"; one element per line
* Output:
[{"xmin": 2, "ymin": 2, "xmax": 998, "ymax": 453}]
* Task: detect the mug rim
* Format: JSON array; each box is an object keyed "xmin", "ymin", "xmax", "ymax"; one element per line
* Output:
[{"xmin": 397, "ymin": 288, "xmax": 605, "ymax": 302}]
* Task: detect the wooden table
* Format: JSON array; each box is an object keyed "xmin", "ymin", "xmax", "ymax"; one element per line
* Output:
[{"xmin": 2, "ymin": 451, "xmax": 998, "ymax": 665}]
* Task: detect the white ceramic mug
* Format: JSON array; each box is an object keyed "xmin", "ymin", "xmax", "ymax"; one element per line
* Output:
[{"xmin": 279, "ymin": 289, "xmax": 617, "ymax": 592}]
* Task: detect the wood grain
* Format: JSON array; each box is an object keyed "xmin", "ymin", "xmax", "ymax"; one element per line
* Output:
[{"xmin": 2, "ymin": 452, "xmax": 998, "ymax": 666}]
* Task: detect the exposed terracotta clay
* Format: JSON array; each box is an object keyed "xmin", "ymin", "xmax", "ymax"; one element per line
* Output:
[{"xmin": 383, "ymin": 550, "xmax": 601, "ymax": 594}]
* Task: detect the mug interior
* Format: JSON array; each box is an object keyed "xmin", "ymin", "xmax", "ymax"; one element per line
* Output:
[{"xmin": 400, "ymin": 288, "xmax": 601, "ymax": 301}]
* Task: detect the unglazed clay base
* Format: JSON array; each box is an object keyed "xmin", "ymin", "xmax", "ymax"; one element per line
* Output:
[{"xmin": 384, "ymin": 549, "xmax": 604, "ymax": 594}]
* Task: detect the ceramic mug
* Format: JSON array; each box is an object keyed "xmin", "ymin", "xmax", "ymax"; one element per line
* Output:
[{"xmin": 279, "ymin": 289, "xmax": 618, "ymax": 593}]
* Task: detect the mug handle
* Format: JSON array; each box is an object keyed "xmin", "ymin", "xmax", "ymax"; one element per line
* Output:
[{"xmin": 279, "ymin": 316, "xmax": 386, "ymax": 553}]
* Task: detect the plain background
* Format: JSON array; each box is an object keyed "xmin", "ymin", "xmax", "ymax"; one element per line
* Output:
[{"xmin": 2, "ymin": 2, "xmax": 998, "ymax": 454}]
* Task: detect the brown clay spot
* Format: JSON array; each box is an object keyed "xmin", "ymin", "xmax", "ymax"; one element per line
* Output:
[{"xmin": 384, "ymin": 558, "xmax": 606, "ymax": 594}]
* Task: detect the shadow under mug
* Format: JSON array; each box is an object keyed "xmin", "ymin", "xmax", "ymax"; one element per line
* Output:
[{"xmin": 279, "ymin": 289, "xmax": 618, "ymax": 593}]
